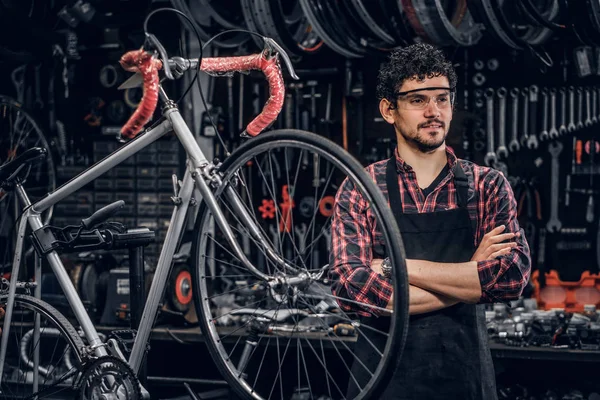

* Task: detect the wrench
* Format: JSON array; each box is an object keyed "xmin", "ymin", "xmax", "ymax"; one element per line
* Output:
[
  {"xmin": 269, "ymin": 224, "xmax": 281, "ymax": 252},
  {"xmin": 567, "ymin": 86, "xmax": 576, "ymax": 133},
  {"xmin": 496, "ymin": 87, "xmax": 508, "ymax": 158},
  {"xmin": 559, "ymin": 87, "xmax": 567, "ymax": 135},
  {"xmin": 10, "ymin": 65, "xmax": 26, "ymax": 104},
  {"xmin": 294, "ymin": 223, "xmax": 308, "ymax": 255},
  {"xmin": 537, "ymin": 228, "xmax": 546, "ymax": 267},
  {"xmin": 546, "ymin": 141, "xmax": 563, "ymax": 232},
  {"xmin": 576, "ymin": 87, "xmax": 584, "ymax": 130},
  {"xmin": 585, "ymin": 87, "xmax": 593, "ymax": 127},
  {"xmin": 548, "ymin": 88, "xmax": 559, "ymax": 139},
  {"xmin": 539, "ymin": 87, "xmax": 549, "ymax": 141},
  {"xmin": 508, "ymin": 88, "xmax": 520, "ymax": 152},
  {"xmin": 527, "ymin": 85, "xmax": 539, "ymax": 149},
  {"xmin": 520, "ymin": 88, "xmax": 530, "ymax": 147},
  {"xmin": 322, "ymin": 226, "xmax": 332, "ymax": 253},
  {"xmin": 592, "ymin": 88, "xmax": 598, "ymax": 124},
  {"xmin": 484, "ymin": 88, "xmax": 497, "ymax": 166}
]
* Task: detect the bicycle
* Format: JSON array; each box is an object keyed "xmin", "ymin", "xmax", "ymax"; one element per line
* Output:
[{"xmin": 0, "ymin": 9, "xmax": 409, "ymax": 400}]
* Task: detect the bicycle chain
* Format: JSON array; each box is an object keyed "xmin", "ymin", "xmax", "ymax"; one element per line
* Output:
[
  {"xmin": 75, "ymin": 355, "xmax": 142, "ymax": 400},
  {"xmin": 19, "ymin": 365, "xmax": 81, "ymax": 400},
  {"xmin": 108, "ymin": 329, "xmax": 151, "ymax": 357}
]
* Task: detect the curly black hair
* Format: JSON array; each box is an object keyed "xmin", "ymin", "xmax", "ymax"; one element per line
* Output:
[{"xmin": 376, "ymin": 43, "xmax": 457, "ymax": 102}]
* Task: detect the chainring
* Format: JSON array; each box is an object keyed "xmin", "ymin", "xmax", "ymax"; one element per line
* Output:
[{"xmin": 76, "ymin": 355, "xmax": 141, "ymax": 400}]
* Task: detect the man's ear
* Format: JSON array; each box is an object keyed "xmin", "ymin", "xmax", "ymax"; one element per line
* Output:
[{"xmin": 379, "ymin": 98, "xmax": 396, "ymax": 125}]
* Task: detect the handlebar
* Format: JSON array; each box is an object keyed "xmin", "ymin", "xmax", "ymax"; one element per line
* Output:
[{"xmin": 119, "ymin": 47, "xmax": 292, "ymax": 140}]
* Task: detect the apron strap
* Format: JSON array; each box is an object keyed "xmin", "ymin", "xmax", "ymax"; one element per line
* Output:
[
  {"xmin": 386, "ymin": 157, "xmax": 404, "ymax": 229},
  {"xmin": 452, "ymin": 161, "xmax": 478, "ymax": 235},
  {"xmin": 452, "ymin": 162, "xmax": 469, "ymax": 209}
]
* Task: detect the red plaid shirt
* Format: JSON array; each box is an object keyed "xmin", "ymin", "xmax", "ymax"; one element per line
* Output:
[{"xmin": 330, "ymin": 146, "xmax": 531, "ymax": 316}]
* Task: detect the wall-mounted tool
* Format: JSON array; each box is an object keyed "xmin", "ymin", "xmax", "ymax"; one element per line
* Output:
[{"xmin": 546, "ymin": 141, "xmax": 563, "ymax": 233}]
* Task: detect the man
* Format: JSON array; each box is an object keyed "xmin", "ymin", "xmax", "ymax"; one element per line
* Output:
[{"xmin": 330, "ymin": 43, "xmax": 531, "ymax": 399}]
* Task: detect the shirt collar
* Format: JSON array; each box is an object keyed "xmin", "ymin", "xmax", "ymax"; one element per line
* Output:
[{"xmin": 394, "ymin": 146, "xmax": 458, "ymax": 173}]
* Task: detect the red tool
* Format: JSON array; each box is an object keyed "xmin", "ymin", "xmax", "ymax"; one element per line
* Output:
[
  {"xmin": 279, "ymin": 185, "xmax": 294, "ymax": 232},
  {"xmin": 319, "ymin": 196, "xmax": 335, "ymax": 217},
  {"xmin": 258, "ymin": 199, "xmax": 276, "ymax": 219}
]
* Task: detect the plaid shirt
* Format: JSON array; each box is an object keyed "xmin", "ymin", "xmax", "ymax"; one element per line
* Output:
[{"xmin": 330, "ymin": 146, "xmax": 531, "ymax": 316}]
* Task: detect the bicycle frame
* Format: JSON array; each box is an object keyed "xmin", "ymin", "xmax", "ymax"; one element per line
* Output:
[{"xmin": 0, "ymin": 95, "xmax": 278, "ymax": 384}]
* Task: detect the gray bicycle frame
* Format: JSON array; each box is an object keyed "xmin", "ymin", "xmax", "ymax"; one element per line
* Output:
[{"xmin": 0, "ymin": 97, "xmax": 277, "ymax": 383}]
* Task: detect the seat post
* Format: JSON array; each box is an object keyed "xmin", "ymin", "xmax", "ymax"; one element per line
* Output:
[{"xmin": 14, "ymin": 180, "xmax": 33, "ymax": 209}]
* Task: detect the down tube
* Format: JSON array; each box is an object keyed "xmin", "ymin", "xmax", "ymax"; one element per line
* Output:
[{"xmin": 128, "ymin": 169, "xmax": 195, "ymax": 374}]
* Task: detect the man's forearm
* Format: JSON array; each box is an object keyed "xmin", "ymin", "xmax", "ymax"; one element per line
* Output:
[
  {"xmin": 406, "ymin": 259, "xmax": 482, "ymax": 303},
  {"xmin": 385, "ymin": 285, "xmax": 459, "ymax": 315}
]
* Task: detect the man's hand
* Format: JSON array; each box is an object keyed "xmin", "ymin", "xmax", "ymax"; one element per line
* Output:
[
  {"xmin": 471, "ymin": 225, "xmax": 519, "ymax": 262},
  {"xmin": 371, "ymin": 258, "xmax": 385, "ymax": 276}
]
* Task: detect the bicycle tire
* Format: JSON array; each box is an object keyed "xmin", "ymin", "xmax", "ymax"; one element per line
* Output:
[
  {"xmin": 192, "ymin": 129, "xmax": 409, "ymax": 400},
  {"xmin": 0, "ymin": 294, "xmax": 86, "ymax": 399},
  {"xmin": 0, "ymin": 95, "xmax": 56, "ymax": 273}
]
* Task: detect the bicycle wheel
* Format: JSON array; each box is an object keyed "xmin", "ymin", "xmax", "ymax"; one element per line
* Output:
[
  {"xmin": 192, "ymin": 129, "xmax": 409, "ymax": 400},
  {"xmin": 0, "ymin": 294, "xmax": 86, "ymax": 399},
  {"xmin": 0, "ymin": 96, "xmax": 56, "ymax": 273}
]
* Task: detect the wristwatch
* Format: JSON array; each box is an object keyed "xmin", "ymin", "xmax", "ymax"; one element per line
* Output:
[{"xmin": 380, "ymin": 257, "xmax": 392, "ymax": 278}]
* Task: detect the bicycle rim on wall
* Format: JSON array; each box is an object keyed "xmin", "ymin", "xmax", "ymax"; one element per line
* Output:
[{"xmin": 0, "ymin": 96, "xmax": 56, "ymax": 274}]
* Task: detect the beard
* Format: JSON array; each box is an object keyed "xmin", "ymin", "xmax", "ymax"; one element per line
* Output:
[{"xmin": 399, "ymin": 124, "xmax": 447, "ymax": 153}]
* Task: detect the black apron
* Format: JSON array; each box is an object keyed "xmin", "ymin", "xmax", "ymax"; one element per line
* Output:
[{"xmin": 347, "ymin": 158, "xmax": 497, "ymax": 400}]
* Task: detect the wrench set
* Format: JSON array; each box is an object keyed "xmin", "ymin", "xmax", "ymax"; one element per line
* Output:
[
  {"xmin": 474, "ymin": 86, "xmax": 600, "ymax": 165},
  {"xmin": 472, "ymin": 83, "xmax": 600, "ymax": 281}
]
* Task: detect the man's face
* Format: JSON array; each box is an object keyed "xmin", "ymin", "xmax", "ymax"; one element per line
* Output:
[{"xmin": 383, "ymin": 75, "xmax": 453, "ymax": 153}]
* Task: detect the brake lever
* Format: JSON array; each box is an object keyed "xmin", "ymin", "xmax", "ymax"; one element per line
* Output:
[
  {"xmin": 145, "ymin": 32, "xmax": 174, "ymax": 80},
  {"xmin": 263, "ymin": 37, "xmax": 299, "ymax": 80}
]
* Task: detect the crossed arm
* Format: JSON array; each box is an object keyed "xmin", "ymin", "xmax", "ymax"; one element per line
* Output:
[{"xmin": 330, "ymin": 169, "xmax": 532, "ymax": 316}]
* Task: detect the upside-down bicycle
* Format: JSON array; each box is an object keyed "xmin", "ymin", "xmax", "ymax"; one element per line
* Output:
[{"xmin": 0, "ymin": 9, "xmax": 408, "ymax": 400}]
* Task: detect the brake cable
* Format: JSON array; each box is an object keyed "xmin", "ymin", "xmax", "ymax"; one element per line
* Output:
[{"xmin": 517, "ymin": 0, "xmax": 566, "ymax": 31}]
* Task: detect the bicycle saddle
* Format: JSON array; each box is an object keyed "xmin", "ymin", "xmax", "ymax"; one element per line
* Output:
[{"xmin": 0, "ymin": 147, "xmax": 47, "ymax": 184}]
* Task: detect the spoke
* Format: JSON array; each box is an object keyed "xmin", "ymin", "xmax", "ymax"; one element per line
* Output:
[
  {"xmin": 304, "ymin": 165, "xmax": 336, "ymax": 243},
  {"xmin": 250, "ymin": 334, "xmax": 273, "ymax": 391},
  {"xmin": 237, "ymin": 304, "xmax": 285, "ymax": 379},
  {"xmin": 320, "ymin": 339, "xmax": 333, "ymax": 399},
  {"xmin": 294, "ymin": 296, "xmax": 379, "ymax": 386},
  {"xmin": 206, "ymin": 282, "xmax": 261, "ymax": 301},
  {"xmin": 203, "ymin": 253, "xmax": 250, "ymax": 272}
]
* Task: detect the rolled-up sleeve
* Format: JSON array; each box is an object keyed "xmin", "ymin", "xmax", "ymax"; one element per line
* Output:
[
  {"xmin": 475, "ymin": 171, "xmax": 532, "ymax": 303},
  {"xmin": 329, "ymin": 177, "xmax": 393, "ymax": 316}
]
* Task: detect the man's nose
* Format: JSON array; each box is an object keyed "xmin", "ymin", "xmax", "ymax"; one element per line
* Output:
[{"xmin": 423, "ymin": 99, "xmax": 441, "ymax": 117}]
